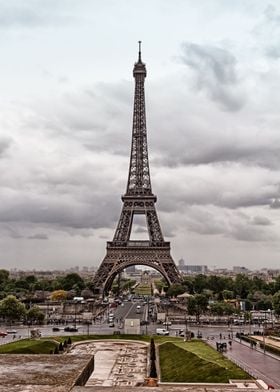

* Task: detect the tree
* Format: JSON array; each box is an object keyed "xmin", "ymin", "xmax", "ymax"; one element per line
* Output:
[
  {"xmin": 234, "ymin": 274, "xmax": 251, "ymax": 298},
  {"xmin": 166, "ymin": 284, "xmax": 185, "ymax": 297},
  {"xmin": 222, "ymin": 290, "xmax": 234, "ymax": 300},
  {"xmin": 0, "ymin": 295, "xmax": 26, "ymax": 323},
  {"xmin": 61, "ymin": 273, "xmax": 85, "ymax": 292},
  {"xmin": 50, "ymin": 290, "xmax": 68, "ymax": 301},
  {"xmin": 26, "ymin": 306, "xmax": 45, "ymax": 324},
  {"xmin": 187, "ymin": 294, "xmax": 208, "ymax": 322},
  {"xmin": 0, "ymin": 270, "xmax": 9, "ymax": 285},
  {"xmin": 193, "ymin": 275, "xmax": 208, "ymax": 294},
  {"xmin": 210, "ymin": 302, "xmax": 235, "ymax": 316},
  {"xmin": 272, "ymin": 291, "xmax": 280, "ymax": 316}
]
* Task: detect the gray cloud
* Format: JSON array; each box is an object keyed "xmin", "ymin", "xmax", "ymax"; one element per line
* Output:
[
  {"xmin": 0, "ymin": 0, "xmax": 78, "ymax": 28},
  {"xmin": 270, "ymin": 198, "xmax": 280, "ymax": 209},
  {"xmin": 180, "ymin": 42, "xmax": 245, "ymax": 111},
  {"xmin": 251, "ymin": 216, "xmax": 272, "ymax": 226},
  {"xmin": 28, "ymin": 233, "xmax": 49, "ymax": 240},
  {"xmin": 0, "ymin": 137, "xmax": 13, "ymax": 157}
]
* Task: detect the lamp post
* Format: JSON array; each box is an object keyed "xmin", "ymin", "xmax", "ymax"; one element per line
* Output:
[
  {"xmin": 74, "ymin": 301, "xmax": 77, "ymax": 329},
  {"xmin": 263, "ymin": 320, "xmax": 266, "ymax": 354}
]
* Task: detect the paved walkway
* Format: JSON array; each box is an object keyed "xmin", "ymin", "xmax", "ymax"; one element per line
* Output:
[
  {"xmin": 208, "ymin": 338, "xmax": 280, "ymax": 388},
  {"xmin": 70, "ymin": 340, "xmax": 147, "ymax": 387}
]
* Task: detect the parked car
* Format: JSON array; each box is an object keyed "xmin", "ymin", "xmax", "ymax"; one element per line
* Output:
[
  {"xmin": 64, "ymin": 326, "xmax": 78, "ymax": 332},
  {"xmin": 0, "ymin": 331, "xmax": 7, "ymax": 337},
  {"xmin": 6, "ymin": 330, "xmax": 17, "ymax": 334},
  {"xmin": 52, "ymin": 327, "xmax": 60, "ymax": 332},
  {"xmin": 156, "ymin": 328, "xmax": 169, "ymax": 336},
  {"xmin": 109, "ymin": 322, "xmax": 115, "ymax": 327}
]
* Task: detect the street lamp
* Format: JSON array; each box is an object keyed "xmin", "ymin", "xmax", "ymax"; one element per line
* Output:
[
  {"xmin": 263, "ymin": 320, "xmax": 266, "ymax": 354},
  {"xmin": 74, "ymin": 300, "xmax": 77, "ymax": 329}
]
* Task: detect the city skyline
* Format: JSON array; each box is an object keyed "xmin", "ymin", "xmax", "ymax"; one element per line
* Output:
[{"xmin": 0, "ymin": 1, "xmax": 280, "ymax": 270}]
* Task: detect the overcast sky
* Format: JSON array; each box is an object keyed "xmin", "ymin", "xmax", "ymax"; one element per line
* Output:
[{"xmin": 1, "ymin": 0, "xmax": 280, "ymax": 271}]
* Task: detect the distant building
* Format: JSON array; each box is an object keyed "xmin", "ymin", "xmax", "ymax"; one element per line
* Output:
[
  {"xmin": 178, "ymin": 264, "xmax": 208, "ymax": 274},
  {"xmin": 178, "ymin": 258, "xmax": 185, "ymax": 267},
  {"xmin": 233, "ymin": 266, "xmax": 249, "ymax": 274}
]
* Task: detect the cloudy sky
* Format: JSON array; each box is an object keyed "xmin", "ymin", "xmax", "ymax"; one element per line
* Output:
[{"xmin": 1, "ymin": 0, "xmax": 280, "ymax": 271}]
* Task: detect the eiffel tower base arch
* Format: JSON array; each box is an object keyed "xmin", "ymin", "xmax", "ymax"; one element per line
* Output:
[{"xmin": 93, "ymin": 243, "xmax": 182, "ymax": 296}]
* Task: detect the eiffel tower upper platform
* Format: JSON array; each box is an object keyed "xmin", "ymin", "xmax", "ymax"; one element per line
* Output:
[{"xmin": 92, "ymin": 43, "xmax": 182, "ymax": 295}]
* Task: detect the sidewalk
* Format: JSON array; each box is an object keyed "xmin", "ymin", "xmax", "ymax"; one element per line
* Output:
[
  {"xmin": 208, "ymin": 338, "xmax": 280, "ymax": 388},
  {"xmin": 234, "ymin": 337, "xmax": 280, "ymax": 362}
]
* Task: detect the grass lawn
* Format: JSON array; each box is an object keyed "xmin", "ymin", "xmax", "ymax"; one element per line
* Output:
[
  {"xmin": 54, "ymin": 334, "xmax": 181, "ymax": 344},
  {"xmin": 0, "ymin": 339, "xmax": 58, "ymax": 354},
  {"xmin": 159, "ymin": 341, "xmax": 250, "ymax": 383},
  {"xmin": 0, "ymin": 335, "xmax": 181, "ymax": 353},
  {"xmin": 134, "ymin": 284, "xmax": 152, "ymax": 296}
]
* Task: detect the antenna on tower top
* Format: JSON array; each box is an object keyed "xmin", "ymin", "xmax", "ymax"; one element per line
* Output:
[{"xmin": 138, "ymin": 40, "xmax": 142, "ymax": 62}]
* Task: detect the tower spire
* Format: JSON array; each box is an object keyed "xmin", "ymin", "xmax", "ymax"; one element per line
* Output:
[
  {"xmin": 127, "ymin": 41, "xmax": 150, "ymax": 194},
  {"xmin": 138, "ymin": 40, "xmax": 142, "ymax": 62}
]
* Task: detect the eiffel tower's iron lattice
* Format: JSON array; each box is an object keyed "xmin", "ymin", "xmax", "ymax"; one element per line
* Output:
[{"xmin": 93, "ymin": 42, "xmax": 182, "ymax": 295}]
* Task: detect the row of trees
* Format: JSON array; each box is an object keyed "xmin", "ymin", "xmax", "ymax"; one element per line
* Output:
[
  {"xmin": 166, "ymin": 274, "xmax": 280, "ymax": 298},
  {"xmin": 0, "ymin": 269, "xmax": 87, "ymax": 298},
  {"xmin": 0, "ymin": 295, "xmax": 45, "ymax": 324},
  {"xmin": 1, "ymin": 268, "xmax": 280, "ymax": 316},
  {"xmin": 163, "ymin": 274, "xmax": 280, "ymax": 315},
  {"xmin": 0, "ymin": 269, "xmax": 136, "ymax": 300},
  {"xmin": 184, "ymin": 292, "xmax": 280, "ymax": 319}
]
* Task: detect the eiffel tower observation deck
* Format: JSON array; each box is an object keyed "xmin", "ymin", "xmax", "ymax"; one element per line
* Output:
[{"xmin": 93, "ymin": 43, "xmax": 182, "ymax": 295}]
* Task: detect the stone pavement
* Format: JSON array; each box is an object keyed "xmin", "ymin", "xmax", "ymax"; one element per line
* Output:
[
  {"xmin": 70, "ymin": 340, "xmax": 148, "ymax": 387},
  {"xmin": 0, "ymin": 354, "xmax": 93, "ymax": 392}
]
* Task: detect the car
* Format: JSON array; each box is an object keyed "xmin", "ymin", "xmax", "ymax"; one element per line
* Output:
[
  {"xmin": 109, "ymin": 322, "xmax": 115, "ymax": 327},
  {"xmin": 162, "ymin": 321, "xmax": 172, "ymax": 326},
  {"xmin": 64, "ymin": 326, "xmax": 78, "ymax": 332},
  {"xmin": 140, "ymin": 320, "xmax": 149, "ymax": 325},
  {"xmin": 156, "ymin": 328, "xmax": 169, "ymax": 336},
  {"xmin": 52, "ymin": 327, "xmax": 60, "ymax": 332},
  {"xmin": 0, "ymin": 331, "xmax": 7, "ymax": 337},
  {"xmin": 6, "ymin": 330, "xmax": 17, "ymax": 334}
]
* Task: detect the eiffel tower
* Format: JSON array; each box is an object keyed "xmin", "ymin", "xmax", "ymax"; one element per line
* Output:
[{"xmin": 93, "ymin": 42, "xmax": 182, "ymax": 295}]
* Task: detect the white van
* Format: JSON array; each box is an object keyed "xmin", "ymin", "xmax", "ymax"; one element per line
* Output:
[{"xmin": 156, "ymin": 328, "xmax": 169, "ymax": 336}]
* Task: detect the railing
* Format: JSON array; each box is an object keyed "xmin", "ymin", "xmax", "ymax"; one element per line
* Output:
[{"xmin": 107, "ymin": 241, "xmax": 170, "ymax": 248}]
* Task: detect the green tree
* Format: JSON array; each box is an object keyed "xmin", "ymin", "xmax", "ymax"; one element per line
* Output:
[
  {"xmin": 0, "ymin": 269, "xmax": 9, "ymax": 285},
  {"xmin": 0, "ymin": 295, "xmax": 26, "ymax": 323},
  {"xmin": 210, "ymin": 302, "xmax": 235, "ymax": 316},
  {"xmin": 222, "ymin": 290, "xmax": 234, "ymax": 300},
  {"xmin": 26, "ymin": 306, "xmax": 45, "ymax": 324},
  {"xmin": 193, "ymin": 274, "xmax": 208, "ymax": 294},
  {"xmin": 166, "ymin": 284, "xmax": 185, "ymax": 297},
  {"xmin": 234, "ymin": 274, "xmax": 251, "ymax": 298},
  {"xmin": 61, "ymin": 273, "xmax": 85, "ymax": 292},
  {"xmin": 272, "ymin": 291, "xmax": 280, "ymax": 316},
  {"xmin": 187, "ymin": 294, "xmax": 208, "ymax": 322}
]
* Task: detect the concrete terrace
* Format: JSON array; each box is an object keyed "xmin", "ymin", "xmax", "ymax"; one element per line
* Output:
[{"xmin": 0, "ymin": 339, "xmax": 279, "ymax": 391}]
